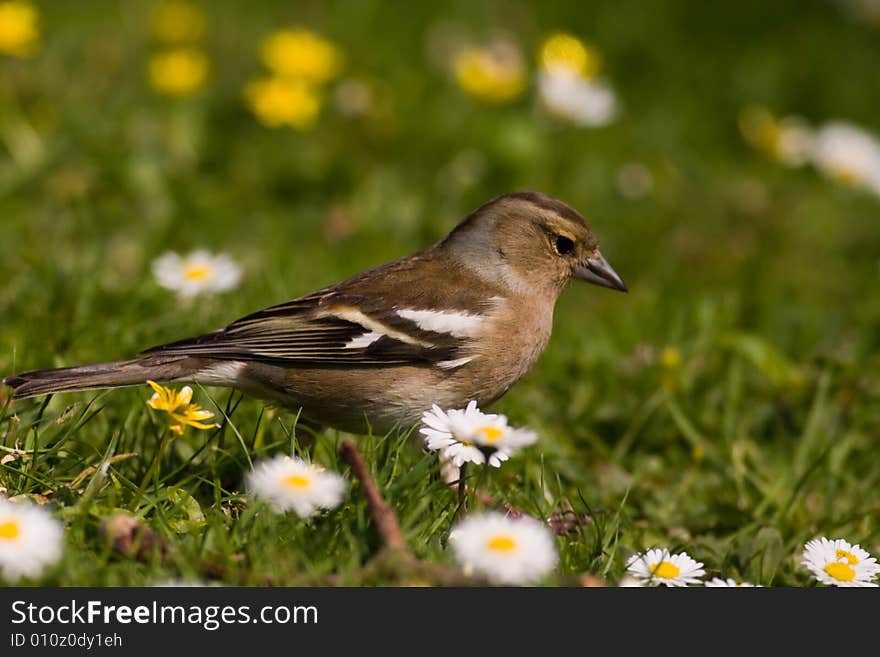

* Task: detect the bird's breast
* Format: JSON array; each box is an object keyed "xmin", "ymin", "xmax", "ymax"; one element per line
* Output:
[{"xmin": 458, "ymin": 295, "xmax": 555, "ymax": 400}]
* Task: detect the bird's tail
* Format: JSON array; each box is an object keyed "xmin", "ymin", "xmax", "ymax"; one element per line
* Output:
[{"xmin": 3, "ymin": 356, "xmax": 200, "ymax": 400}]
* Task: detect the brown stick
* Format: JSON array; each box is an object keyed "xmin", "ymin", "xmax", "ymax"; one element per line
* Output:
[{"xmin": 339, "ymin": 440, "xmax": 409, "ymax": 554}]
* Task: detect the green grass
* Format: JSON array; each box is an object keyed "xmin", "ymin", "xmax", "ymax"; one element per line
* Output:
[{"xmin": 1, "ymin": 0, "xmax": 879, "ymax": 586}]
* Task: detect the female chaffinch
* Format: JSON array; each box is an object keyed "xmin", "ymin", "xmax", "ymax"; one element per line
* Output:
[{"xmin": 4, "ymin": 192, "xmax": 626, "ymax": 433}]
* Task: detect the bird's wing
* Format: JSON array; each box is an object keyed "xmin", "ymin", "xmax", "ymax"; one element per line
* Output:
[{"xmin": 140, "ymin": 291, "xmax": 479, "ymax": 368}]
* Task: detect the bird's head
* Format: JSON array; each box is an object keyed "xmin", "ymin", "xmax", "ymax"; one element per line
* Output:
[{"xmin": 441, "ymin": 191, "xmax": 627, "ymax": 297}]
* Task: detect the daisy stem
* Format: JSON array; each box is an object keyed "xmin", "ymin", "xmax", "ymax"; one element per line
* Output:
[
  {"xmin": 457, "ymin": 462, "xmax": 468, "ymax": 518},
  {"xmin": 472, "ymin": 463, "xmax": 490, "ymax": 512}
]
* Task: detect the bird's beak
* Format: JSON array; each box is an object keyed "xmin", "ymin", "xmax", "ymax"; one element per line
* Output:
[{"xmin": 574, "ymin": 251, "xmax": 628, "ymax": 292}]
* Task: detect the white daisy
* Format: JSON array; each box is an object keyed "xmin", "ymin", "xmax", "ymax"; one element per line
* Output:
[
  {"xmin": 704, "ymin": 577, "xmax": 760, "ymax": 587},
  {"xmin": 810, "ymin": 122, "xmax": 880, "ymax": 196},
  {"xmin": 0, "ymin": 499, "xmax": 64, "ymax": 582},
  {"xmin": 152, "ymin": 249, "xmax": 242, "ymax": 298},
  {"xmin": 449, "ymin": 512, "xmax": 558, "ymax": 585},
  {"xmin": 247, "ymin": 455, "xmax": 347, "ymax": 519},
  {"xmin": 625, "ymin": 548, "xmax": 706, "ymax": 587},
  {"xmin": 420, "ymin": 401, "xmax": 538, "ymax": 468},
  {"xmin": 801, "ymin": 537, "xmax": 880, "ymax": 587},
  {"xmin": 538, "ymin": 70, "xmax": 617, "ymax": 127}
]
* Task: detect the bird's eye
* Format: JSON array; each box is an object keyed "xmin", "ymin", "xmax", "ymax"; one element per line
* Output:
[{"xmin": 554, "ymin": 235, "xmax": 575, "ymax": 255}]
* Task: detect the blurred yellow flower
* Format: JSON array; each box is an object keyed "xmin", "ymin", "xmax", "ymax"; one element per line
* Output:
[
  {"xmin": 739, "ymin": 105, "xmax": 779, "ymax": 154},
  {"xmin": 151, "ymin": 1, "xmax": 205, "ymax": 43},
  {"xmin": 454, "ymin": 40, "xmax": 526, "ymax": 103},
  {"xmin": 260, "ymin": 28, "xmax": 343, "ymax": 84},
  {"xmin": 738, "ymin": 105, "xmax": 813, "ymax": 167},
  {"xmin": 659, "ymin": 347, "xmax": 681, "ymax": 370},
  {"xmin": 0, "ymin": 1, "xmax": 39, "ymax": 57},
  {"xmin": 148, "ymin": 47, "xmax": 209, "ymax": 95},
  {"xmin": 659, "ymin": 346, "xmax": 681, "ymax": 394},
  {"xmin": 146, "ymin": 381, "xmax": 219, "ymax": 435},
  {"xmin": 536, "ymin": 33, "xmax": 617, "ymax": 127},
  {"xmin": 538, "ymin": 32, "xmax": 600, "ymax": 79},
  {"xmin": 244, "ymin": 76, "xmax": 321, "ymax": 129}
]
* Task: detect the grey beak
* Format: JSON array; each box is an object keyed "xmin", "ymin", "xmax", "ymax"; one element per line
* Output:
[{"xmin": 574, "ymin": 252, "xmax": 628, "ymax": 292}]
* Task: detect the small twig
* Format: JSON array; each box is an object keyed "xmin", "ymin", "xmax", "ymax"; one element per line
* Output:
[
  {"xmin": 339, "ymin": 440, "xmax": 409, "ymax": 554},
  {"xmin": 338, "ymin": 442, "xmax": 497, "ymax": 584}
]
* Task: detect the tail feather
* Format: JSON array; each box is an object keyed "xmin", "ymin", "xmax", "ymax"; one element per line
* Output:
[{"xmin": 3, "ymin": 356, "xmax": 199, "ymax": 400}]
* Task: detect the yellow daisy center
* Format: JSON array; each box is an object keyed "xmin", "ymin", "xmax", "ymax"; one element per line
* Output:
[
  {"xmin": 487, "ymin": 535, "xmax": 517, "ymax": 553},
  {"xmin": 478, "ymin": 426, "xmax": 505, "ymax": 443},
  {"xmin": 0, "ymin": 519, "xmax": 20, "ymax": 541},
  {"xmin": 650, "ymin": 561, "xmax": 680, "ymax": 579},
  {"xmin": 539, "ymin": 33, "xmax": 600, "ymax": 79},
  {"xmin": 283, "ymin": 474, "xmax": 311, "ymax": 489},
  {"xmin": 824, "ymin": 561, "xmax": 856, "ymax": 582},
  {"xmin": 183, "ymin": 264, "xmax": 212, "ymax": 280},
  {"xmin": 830, "ymin": 164, "xmax": 861, "ymax": 186},
  {"xmin": 836, "ymin": 549, "xmax": 858, "ymax": 565}
]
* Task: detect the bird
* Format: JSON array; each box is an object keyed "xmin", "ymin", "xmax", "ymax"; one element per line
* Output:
[{"xmin": 3, "ymin": 191, "xmax": 626, "ymax": 434}]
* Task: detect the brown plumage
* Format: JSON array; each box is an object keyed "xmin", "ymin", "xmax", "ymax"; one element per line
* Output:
[{"xmin": 4, "ymin": 191, "xmax": 626, "ymax": 433}]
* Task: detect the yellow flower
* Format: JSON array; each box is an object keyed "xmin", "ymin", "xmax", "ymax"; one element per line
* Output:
[
  {"xmin": 740, "ymin": 106, "xmax": 815, "ymax": 168},
  {"xmin": 244, "ymin": 77, "xmax": 321, "ymax": 129},
  {"xmin": 0, "ymin": 1, "xmax": 39, "ymax": 58},
  {"xmin": 151, "ymin": 1, "xmax": 205, "ymax": 43},
  {"xmin": 659, "ymin": 346, "xmax": 681, "ymax": 394},
  {"xmin": 739, "ymin": 105, "xmax": 781, "ymax": 155},
  {"xmin": 148, "ymin": 47, "xmax": 209, "ymax": 96},
  {"xmin": 454, "ymin": 41, "xmax": 526, "ymax": 103},
  {"xmin": 659, "ymin": 347, "xmax": 681, "ymax": 370},
  {"xmin": 145, "ymin": 381, "xmax": 219, "ymax": 435},
  {"xmin": 259, "ymin": 28, "xmax": 343, "ymax": 84},
  {"xmin": 538, "ymin": 32, "xmax": 601, "ymax": 79}
]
